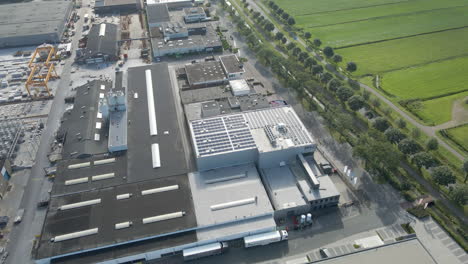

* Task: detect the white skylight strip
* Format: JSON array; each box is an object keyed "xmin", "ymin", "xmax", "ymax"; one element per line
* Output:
[
  {"xmin": 94, "ymin": 158, "xmax": 116, "ymax": 165},
  {"xmin": 142, "ymin": 211, "xmax": 185, "ymax": 224},
  {"xmin": 115, "ymin": 221, "xmax": 132, "ymax": 230},
  {"xmin": 94, "ymin": 133, "xmax": 100, "ymax": 141},
  {"xmin": 52, "ymin": 228, "xmax": 98, "ymax": 242},
  {"xmin": 141, "ymin": 185, "xmax": 179, "ymax": 196},
  {"xmin": 68, "ymin": 162, "xmax": 91, "ymax": 169},
  {"xmin": 96, "ymin": 122, "xmax": 102, "ymax": 129},
  {"xmin": 151, "ymin": 143, "xmax": 161, "ymax": 168},
  {"xmin": 116, "ymin": 193, "xmax": 132, "ymax": 200},
  {"xmin": 99, "ymin": 23, "xmax": 106, "ymax": 36},
  {"xmin": 100, "ymin": 84, "xmax": 105, "ymax": 90},
  {"xmin": 91, "ymin": 172, "xmax": 115, "ymax": 181},
  {"xmin": 59, "ymin": 199, "xmax": 101, "ymax": 211},
  {"xmin": 145, "ymin": 69, "xmax": 158, "ymax": 136},
  {"xmin": 99, "ymin": 93, "xmax": 104, "ymax": 99},
  {"xmin": 97, "ymin": 112, "xmax": 103, "ymax": 119},
  {"xmin": 65, "ymin": 177, "xmax": 88, "ymax": 186},
  {"xmin": 210, "ymin": 197, "xmax": 256, "ymax": 211}
]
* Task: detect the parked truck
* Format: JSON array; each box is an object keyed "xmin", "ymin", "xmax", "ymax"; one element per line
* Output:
[
  {"xmin": 183, "ymin": 242, "xmax": 228, "ymax": 261},
  {"xmin": 244, "ymin": 230, "xmax": 288, "ymax": 248}
]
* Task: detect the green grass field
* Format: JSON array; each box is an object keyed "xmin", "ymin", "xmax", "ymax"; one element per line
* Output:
[
  {"xmin": 274, "ymin": 0, "xmax": 405, "ymax": 16},
  {"xmin": 337, "ymin": 27, "xmax": 468, "ymax": 76},
  {"xmin": 295, "ymin": 0, "xmax": 468, "ymax": 29},
  {"xmin": 307, "ymin": 6, "xmax": 468, "ymax": 48},
  {"xmin": 381, "ymin": 56, "xmax": 468, "ymax": 100},
  {"xmin": 444, "ymin": 125, "xmax": 468, "ymax": 151},
  {"xmin": 408, "ymin": 91, "xmax": 468, "ymax": 125}
]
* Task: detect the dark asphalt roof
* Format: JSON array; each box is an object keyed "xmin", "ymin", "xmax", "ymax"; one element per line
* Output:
[
  {"xmin": 51, "ymin": 154, "xmax": 127, "ymax": 197},
  {"xmin": 37, "ymin": 174, "xmax": 197, "ymax": 260},
  {"xmin": 80, "ymin": 23, "xmax": 118, "ymax": 60},
  {"xmin": 147, "ymin": 4, "xmax": 170, "ymax": 25},
  {"xmin": 60, "ymin": 80, "xmax": 112, "ymax": 159},
  {"xmin": 126, "ymin": 63, "xmax": 189, "ymax": 181}
]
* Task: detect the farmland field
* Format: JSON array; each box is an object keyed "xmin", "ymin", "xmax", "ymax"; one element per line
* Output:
[
  {"xmin": 337, "ymin": 27, "xmax": 468, "ymax": 76},
  {"xmin": 274, "ymin": 0, "xmax": 406, "ymax": 16},
  {"xmin": 306, "ymin": 6, "xmax": 468, "ymax": 48},
  {"xmin": 442, "ymin": 125, "xmax": 468, "ymax": 153},
  {"xmin": 272, "ymin": 0, "xmax": 468, "ymax": 128},
  {"xmin": 408, "ymin": 91, "xmax": 468, "ymax": 125},
  {"xmin": 381, "ymin": 56, "xmax": 468, "ymax": 100},
  {"xmin": 295, "ymin": 0, "xmax": 468, "ymax": 29}
]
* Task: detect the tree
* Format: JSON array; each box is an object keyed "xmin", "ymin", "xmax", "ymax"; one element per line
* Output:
[
  {"xmin": 319, "ymin": 72, "xmax": 333, "ymax": 84},
  {"xmin": 451, "ymin": 184, "xmax": 468, "ymax": 205},
  {"xmin": 346, "ymin": 62, "xmax": 357, "ymax": 72},
  {"xmin": 426, "ymin": 138, "xmax": 438, "ymax": 150},
  {"xmin": 347, "ymin": 95, "xmax": 364, "ymax": 111},
  {"xmin": 327, "ymin": 79, "xmax": 341, "ymax": 92},
  {"xmin": 411, "ymin": 127, "xmax": 421, "ymax": 139},
  {"xmin": 281, "ymin": 12, "xmax": 289, "ymax": 20},
  {"xmin": 275, "ymin": 32, "xmax": 284, "ymax": 40},
  {"xmin": 271, "ymin": 4, "xmax": 278, "ymax": 10},
  {"xmin": 332, "ymin": 54, "xmax": 342, "ymax": 63},
  {"xmin": 313, "ymin": 38, "xmax": 322, "ymax": 47},
  {"xmin": 281, "ymin": 37, "xmax": 287, "ymax": 44},
  {"xmin": 384, "ymin": 127, "xmax": 406, "ymax": 144},
  {"xmin": 264, "ymin": 22, "xmax": 275, "ymax": 32},
  {"xmin": 323, "ymin": 46, "xmax": 334, "ymax": 58},
  {"xmin": 396, "ymin": 118, "xmax": 406, "ymax": 129},
  {"xmin": 304, "ymin": 32, "xmax": 311, "ymax": 39},
  {"xmin": 298, "ymin": 51, "xmax": 309, "ymax": 62},
  {"xmin": 353, "ymin": 135, "xmax": 401, "ymax": 172},
  {"xmin": 371, "ymin": 97, "xmax": 381, "ymax": 109},
  {"xmin": 412, "ymin": 152, "xmax": 437, "ymax": 169},
  {"xmin": 362, "ymin": 90, "xmax": 370, "ymax": 101},
  {"xmin": 286, "ymin": 42, "xmax": 296, "ymax": 50},
  {"xmin": 287, "ymin": 17, "xmax": 296, "ymax": 25},
  {"xmin": 464, "ymin": 159, "xmax": 468, "ymax": 183},
  {"xmin": 382, "ymin": 107, "xmax": 391, "ymax": 117},
  {"xmin": 372, "ymin": 117, "xmax": 389, "ymax": 132},
  {"xmin": 276, "ymin": 8, "xmax": 284, "ymax": 15},
  {"xmin": 252, "ymin": 11, "xmax": 260, "ymax": 19},
  {"xmin": 431, "ymin": 166, "xmax": 456, "ymax": 187},
  {"xmin": 311, "ymin": 65, "xmax": 324, "ymax": 75},
  {"xmin": 398, "ymin": 138, "xmax": 421, "ymax": 155},
  {"xmin": 292, "ymin": 47, "xmax": 301, "ymax": 56},
  {"xmin": 336, "ymin": 86, "xmax": 354, "ymax": 102},
  {"xmin": 304, "ymin": 57, "xmax": 317, "ymax": 68}
]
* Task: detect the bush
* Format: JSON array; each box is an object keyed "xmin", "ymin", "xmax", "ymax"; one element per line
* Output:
[
  {"xmin": 402, "ymin": 191, "xmax": 416, "ymax": 202},
  {"xmin": 407, "ymin": 206, "xmax": 429, "ymax": 218},
  {"xmin": 401, "ymin": 223, "xmax": 415, "ymax": 234}
]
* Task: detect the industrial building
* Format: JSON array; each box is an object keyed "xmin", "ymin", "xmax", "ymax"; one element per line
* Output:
[
  {"xmin": 35, "ymin": 60, "xmax": 340, "ymax": 263},
  {"xmin": 0, "ymin": 0, "xmax": 73, "ymax": 48},
  {"xmin": 147, "ymin": 2, "xmax": 222, "ymax": 57},
  {"xmin": 75, "ymin": 23, "xmax": 119, "ymax": 64},
  {"xmin": 220, "ymin": 54, "xmax": 245, "ymax": 79},
  {"xmin": 94, "ymin": 0, "xmax": 139, "ymax": 14},
  {"xmin": 184, "ymin": 60, "xmax": 227, "ymax": 88}
]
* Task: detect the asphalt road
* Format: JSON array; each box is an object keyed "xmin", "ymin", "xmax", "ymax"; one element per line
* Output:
[
  {"xmin": 5, "ymin": 3, "xmax": 90, "ymax": 264},
  {"xmin": 248, "ymin": 0, "xmax": 465, "ymax": 161}
]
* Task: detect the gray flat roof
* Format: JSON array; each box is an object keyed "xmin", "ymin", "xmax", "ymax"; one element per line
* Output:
[
  {"xmin": 188, "ymin": 163, "xmax": 274, "ymax": 227},
  {"xmin": 0, "ymin": 1, "xmax": 71, "ymax": 37},
  {"xmin": 320, "ymin": 239, "xmax": 437, "ymax": 264},
  {"xmin": 185, "ymin": 61, "xmax": 226, "ymax": 86},
  {"xmin": 219, "ymin": 54, "xmax": 244, "ymax": 74},
  {"xmin": 261, "ymin": 166, "xmax": 307, "ymax": 211},
  {"xmin": 147, "ymin": 4, "xmax": 170, "ymax": 25},
  {"xmin": 126, "ymin": 63, "xmax": 190, "ymax": 180},
  {"xmin": 37, "ymin": 174, "xmax": 197, "ymax": 260}
]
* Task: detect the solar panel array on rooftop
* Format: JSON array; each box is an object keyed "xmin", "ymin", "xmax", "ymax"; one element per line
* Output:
[{"xmin": 191, "ymin": 114, "xmax": 256, "ymax": 157}]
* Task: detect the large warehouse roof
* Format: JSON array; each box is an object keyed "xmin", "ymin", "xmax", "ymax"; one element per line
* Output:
[
  {"xmin": 0, "ymin": 0, "xmax": 72, "ymax": 38},
  {"xmin": 188, "ymin": 163, "xmax": 274, "ymax": 227},
  {"xmin": 37, "ymin": 174, "xmax": 197, "ymax": 260},
  {"xmin": 189, "ymin": 106, "xmax": 315, "ymax": 158}
]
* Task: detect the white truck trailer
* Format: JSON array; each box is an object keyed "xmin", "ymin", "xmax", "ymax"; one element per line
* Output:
[
  {"xmin": 183, "ymin": 242, "xmax": 228, "ymax": 261},
  {"xmin": 244, "ymin": 230, "xmax": 288, "ymax": 248}
]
